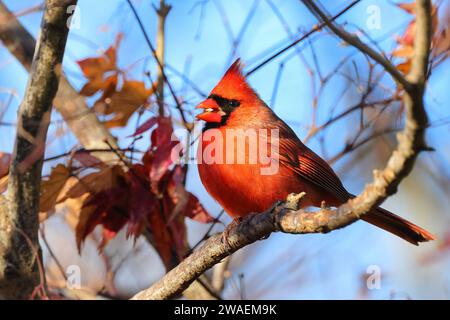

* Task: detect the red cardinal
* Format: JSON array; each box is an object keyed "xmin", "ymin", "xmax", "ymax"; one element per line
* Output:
[{"xmin": 196, "ymin": 59, "xmax": 434, "ymax": 245}]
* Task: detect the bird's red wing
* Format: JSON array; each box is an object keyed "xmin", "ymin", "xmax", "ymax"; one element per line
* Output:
[
  {"xmin": 298, "ymin": 146, "xmax": 350, "ymax": 201},
  {"xmin": 277, "ymin": 127, "xmax": 350, "ymax": 202}
]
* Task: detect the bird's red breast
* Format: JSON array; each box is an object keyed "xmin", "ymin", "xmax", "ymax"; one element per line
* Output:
[{"xmin": 197, "ymin": 123, "xmax": 339, "ymax": 218}]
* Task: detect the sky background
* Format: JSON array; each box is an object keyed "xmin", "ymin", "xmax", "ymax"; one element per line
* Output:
[{"xmin": 1, "ymin": 0, "xmax": 449, "ymax": 299}]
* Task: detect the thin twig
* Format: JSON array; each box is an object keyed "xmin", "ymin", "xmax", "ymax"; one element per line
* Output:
[
  {"xmin": 245, "ymin": 0, "xmax": 361, "ymax": 76},
  {"xmin": 126, "ymin": 0, "xmax": 191, "ymax": 130}
]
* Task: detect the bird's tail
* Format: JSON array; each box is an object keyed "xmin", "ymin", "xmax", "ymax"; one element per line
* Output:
[{"xmin": 361, "ymin": 206, "xmax": 435, "ymax": 245}]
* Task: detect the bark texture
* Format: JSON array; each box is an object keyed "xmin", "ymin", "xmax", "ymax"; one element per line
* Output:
[{"xmin": 0, "ymin": 0, "xmax": 77, "ymax": 299}]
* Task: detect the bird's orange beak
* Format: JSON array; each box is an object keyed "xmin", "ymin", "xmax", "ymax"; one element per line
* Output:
[{"xmin": 195, "ymin": 98, "xmax": 225, "ymax": 123}]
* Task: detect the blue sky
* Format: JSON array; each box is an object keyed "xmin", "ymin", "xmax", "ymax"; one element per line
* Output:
[{"xmin": 1, "ymin": 0, "xmax": 449, "ymax": 299}]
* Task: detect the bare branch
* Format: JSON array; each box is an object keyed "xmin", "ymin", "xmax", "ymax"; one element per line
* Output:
[
  {"xmin": 154, "ymin": 0, "xmax": 171, "ymax": 115},
  {"xmin": 0, "ymin": 1, "xmax": 123, "ymax": 164},
  {"xmin": 126, "ymin": 0, "xmax": 191, "ymax": 131},
  {"xmin": 301, "ymin": 0, "xmax": 411, "ymax": 90}
]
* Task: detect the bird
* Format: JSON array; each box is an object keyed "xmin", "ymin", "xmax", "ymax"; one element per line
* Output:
[{"xmin": 195, "ymin": 59, "xmax": 434, "ymax": 245}]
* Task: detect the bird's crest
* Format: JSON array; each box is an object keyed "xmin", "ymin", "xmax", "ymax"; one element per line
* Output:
[{"xmin": 211, "ymin": 59, "xmax": 257, "ymax": 101}]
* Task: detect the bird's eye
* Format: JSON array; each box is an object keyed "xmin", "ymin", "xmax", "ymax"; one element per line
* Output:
[
  {"xmin": 208, "ymin": 94, "xmax": 240, "ymax": 112},
  {"xmin": 228, "ymin": 100, "xmax": 240, "ymax": 108}
]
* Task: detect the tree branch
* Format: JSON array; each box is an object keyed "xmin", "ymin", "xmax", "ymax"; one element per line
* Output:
[
  {"xmin": 0, "ymin": 1, "xmax": 122, "ymax": 164},
  {"xmin": 0, "ymin": 0, "xmax": 77, "ymax": 299},
  {"xmin": 131, "ymin": 0, "xmax": 432, "ymax": 300},
  {"xmin": 301, "ymin": 0, "xmax": 411, "ymax": 90},
  {"xmin": 155, "ymin": 0, "xmax": 222, "ymax": 300},
  {"xmin": 154, "ymin": 0, "xmax": 171, "ymax": 116},
  {"xmin": 245, "ymin": 0, "xmax": 361, "ymax": 76},
  {"xmin": 126, "ymin": 0, "xmax": 191, "ymax": 131}
]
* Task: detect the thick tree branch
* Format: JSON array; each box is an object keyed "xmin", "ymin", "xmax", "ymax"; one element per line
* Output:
[
  {"xmin": 0, "ymin": 1, "xmax": 122, "ymax": 164},
  {"xmin": 132, "ymin": 0, "xmax": 432, "ymax": 300},
  {"xmin": 0, "ymin": 0, "xmax": 77, "ymax": 299}
]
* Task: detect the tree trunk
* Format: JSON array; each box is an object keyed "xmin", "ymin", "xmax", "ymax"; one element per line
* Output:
[{"xmin": 0, "ymin": 0, "xmax": 77, "ymax": 299}]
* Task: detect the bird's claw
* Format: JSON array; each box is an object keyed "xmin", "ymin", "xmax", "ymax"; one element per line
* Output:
[
  {"xmin": 268, "ymin": 200, "xmax": 284, "ymax": 214},
  {"xmin": 273, "ymin": 192, "xmax": 306, "ymax": 228},
  {"xmin": 221, "ymin": 217, "xmax": 243, "ymax": 250}
]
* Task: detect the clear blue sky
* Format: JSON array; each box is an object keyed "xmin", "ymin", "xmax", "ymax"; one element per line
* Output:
[{"xmin": 1, "ymin": 0, "xmax": 449, "ymax": 299}]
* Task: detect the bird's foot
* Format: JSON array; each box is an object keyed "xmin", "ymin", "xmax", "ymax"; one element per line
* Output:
[
  {"xmin": 221, "ymin": 217, "xmax": 243, "ymax": 250},
  {"xmin": 273, "ymin": 192, "xmax": 306, "ymax": 228},
  {"xmin": 268, "ymin": 200, "xmax": 284, "ymax": 213}
]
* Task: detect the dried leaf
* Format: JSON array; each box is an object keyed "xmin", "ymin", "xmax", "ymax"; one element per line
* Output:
[
  {"xmin": 434, "ymin": 31, "xmax": 450, "ymax": 56},
  {"xmin": 397, "ymin": 2, "xmax": 415, "ymax": 15},
  {"xmin": 79, "ymin": 77, "xmax": 106, "ymax": 96},
  {"xmin": 183, "ymin": 192, "xmax": 214, "ymax": 223},
  {"xmin": 0, "ymin": 152, "xmax": 11, "ymax": 178},
  {"xmin": 40, "ymin": 164, "xmax": 71, "ymax": 213},
  {"xmin": 0, "ymin": 175, "xmax": 8, "ymax": 194},
  {"xmin": 76, "ymin": 187, "xmax": 128, "ymax": 251},
  {"xmin": 94, "ymin": 73, "xmax": 119, "ymax": 106},
  {"xmin": 126, "ymin": 164, "xmax": 156, "ymax": 236},
  {"xmin": 60, "ymin": 114, "xmax": 210, "ymax": 267},
  {"xmin": 148, "ymin": 206, "xmax": 174, "ymax": 269},
  {"xmin": 392, "ymin": 2, "xmax": 439, "ymax": 78},
  {"xmin": 394, "ymin": 3, "xmax": 438, "ymax": 48},
  {"xmin": 78, "ymin": 50, "xmax": 116, "ymax": 79},
  {"xmin": 129, "ymin": 116, "xmax": 158, "ymax": 137},
  {"xmin": 145, "ymin": 165, "xmax": 211, "ymax": 269},
  {"xmin": 144, "ymin": 117, "xmax": 180, "ymax": 191},
  {"xmin": 63, "ymin": 165, "xmax": 125, "ymax": 200},
  {"xmin": 98, "ymin": 81, "xmax": 154, "ymax": 128},
  {"xmin": 168, "ymin": 209, "xmax": 188, "ymax": 265},
  {"xmin": 397, "ymin": 60, "xmax": 412, "ymax": 74},
  {"xmin": 77, "ymin": 34, "xmax": 122, "ymax": 96},
  {"xmin": 168, "ymin": 166, "xmax": 213, "ymax": 223},
  {"xmin": 78, "ymin": 52, "xmax": 117, "ymax": 97},
  {"xmin": 72, "ymin": 151, "xmax": 105, "ymax": 168},
  {"xmin": 392, "ymin": 45, "xmax": 414, "ymax": 58}
]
